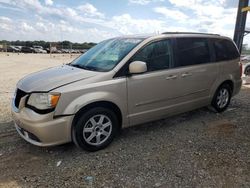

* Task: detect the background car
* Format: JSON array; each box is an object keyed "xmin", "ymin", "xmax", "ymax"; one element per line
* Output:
[
  {"xmin": 241, "ymin": 55, "xmax": 250, "ymax": 83},
  {"xmin": 33, "ymin": 46, "xmax": 47, "ymax": 53},
  {"xmin": 21, "ymin": 46, "xmax": 35, "ymax": 53},
  {"xmin": 241, "ymin": 62, "xmax": 250, "ymax": 84},
  {"xmin": 244, "ymin": 63, "xmax": 250, "ymax": 76},
  {"xmin": 241, "ymin": 55, "xmax": 250, "ymax": 62},
  {"xmin": 34, "ymin": 48, "xmax": 47, "ymax": 53},
  {"xmin": 7, "ymin": 46, "xmax": 21, "ymax": 53}
]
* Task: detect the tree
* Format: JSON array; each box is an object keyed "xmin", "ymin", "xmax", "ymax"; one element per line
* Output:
[
  {"xmin": 242, "ymin": 43, "xmax": 248, "ymax": 51},
  {"xmin": 0, "ymin": 40, "xmax": 96, "ymax": 49}
]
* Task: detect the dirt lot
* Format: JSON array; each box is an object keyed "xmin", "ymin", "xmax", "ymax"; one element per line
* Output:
[{"xmin": 0, "ymin": 53, "xmax": 250, "ymax": 187}]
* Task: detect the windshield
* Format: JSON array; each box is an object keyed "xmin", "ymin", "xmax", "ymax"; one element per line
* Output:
[{"xmin": 70, "ymin": 38, "xmax": 143, "ymax": 72}]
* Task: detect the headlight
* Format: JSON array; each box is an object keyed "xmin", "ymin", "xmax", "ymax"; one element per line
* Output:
[{"xmin": 27, "ymin": 93, "xmax": 60, "ymax": 110}]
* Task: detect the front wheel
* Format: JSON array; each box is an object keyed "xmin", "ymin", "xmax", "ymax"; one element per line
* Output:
[
  {"xmin": 212, "ymin": 84, "xmax": 232, "ymax": 113},
  {"xmin": 72, "ymin": 107, "xmax": 118, "ymax": 151}
]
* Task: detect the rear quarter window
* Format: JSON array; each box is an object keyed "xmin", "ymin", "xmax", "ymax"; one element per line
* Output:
[{"xmin": 213, "ymin": 39, "xmax": 239, "ymax": 62}]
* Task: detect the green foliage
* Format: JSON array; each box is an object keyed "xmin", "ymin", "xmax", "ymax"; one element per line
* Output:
[
  {"xmin": 242, "ymin": 43, "xmax": 248, "ymax": 51},
  {"xmin": 241, "ymin": 43, "xmax": 250, "ymax": 55}
]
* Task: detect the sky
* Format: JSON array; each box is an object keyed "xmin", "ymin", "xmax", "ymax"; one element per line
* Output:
[{"xmin": 0, "ymin": 0, "xmax": 250, "ymax": 45}]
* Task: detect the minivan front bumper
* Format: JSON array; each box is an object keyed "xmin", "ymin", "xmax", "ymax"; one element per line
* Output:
[{"xmin": 11, "ymin": 100, "xmax": 74, "ymax": 147}]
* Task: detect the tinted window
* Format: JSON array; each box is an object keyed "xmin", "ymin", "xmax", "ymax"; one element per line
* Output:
[
  {"xmin": 176, "ymin": 38, "xmax": 210, "ymax": 67},
  {"xmin": 131, "ymin": 40, "xmax": 171, "ymax": 72},
  {"xmin": 213, "ymin": 39, "xmax": 239, "ymax": 61}
]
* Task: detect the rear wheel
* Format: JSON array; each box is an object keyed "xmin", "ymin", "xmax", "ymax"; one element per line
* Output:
[
  {"xmin": 72, "ymin": 107, "xmax": 118, "ymax": 151},
  {"xmin": 212, "ymin": 84, "xmax": 232, "ymax": 113}
]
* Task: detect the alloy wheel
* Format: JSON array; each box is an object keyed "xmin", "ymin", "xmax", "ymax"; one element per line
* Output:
[
  {"xmin": 216, "ymin": 88, "xmax": 229, "ymax": 109},
  {"xmin": 83, "ymin": 114, "xmax": 112, "ymax": 146}
]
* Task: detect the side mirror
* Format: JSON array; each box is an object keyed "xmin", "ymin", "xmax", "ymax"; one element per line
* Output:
[{"xmin": 129, "ymin": 61, "xmax": 147, "ymax": 74}]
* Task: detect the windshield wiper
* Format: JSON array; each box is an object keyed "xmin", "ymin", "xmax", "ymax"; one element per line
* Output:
[
  {"xmin": 69, "ymin": 64, "xmax": 100, "ymax": 71},
  {"xmin": 82, "ymin": 66, "xmax": 99, "ymax": 71},
  {"xmin": 70, "ymin": 64, "xmax": 84, "ymax": 69}
]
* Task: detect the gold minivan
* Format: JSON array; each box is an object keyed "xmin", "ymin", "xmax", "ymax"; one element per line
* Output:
[{"xmin": 12, "ymin": 32, "xmax": 242, "ymax": 151}]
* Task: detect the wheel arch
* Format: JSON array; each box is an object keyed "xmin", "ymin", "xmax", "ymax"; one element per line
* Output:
[
  {"xmin": 219, "ymin": 80, "xmax": 234, "ymax": 93},
  {"xmin": 71, "ymin": 101, "xmax": 123, "ymax": 133},
  {"xmin": 210, "ymin": 79, "xmax": 234, "ymax": 102}
]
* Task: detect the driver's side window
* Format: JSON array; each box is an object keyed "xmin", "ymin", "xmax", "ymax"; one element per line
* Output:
[{"xmin": 131, "ymin": 39, "xmax": 171, "ymax": 72}]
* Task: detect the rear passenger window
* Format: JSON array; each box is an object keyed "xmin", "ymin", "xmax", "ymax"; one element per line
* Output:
[
  {"xmin": 175, "ymin": 38, "xmax": 210, "ymax": 67},
  {"xmin": 213, "ymin": 39, "xmax": 239, "ymax": 61},
  {"xmin": 131, "ymin": 40, "xmax": 171, "ymax": 72}
]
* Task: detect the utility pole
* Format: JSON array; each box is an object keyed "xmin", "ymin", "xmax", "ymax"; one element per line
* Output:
[{"xmin": 233, "ymin": 0, "xmax": 249, "ymax": 53}]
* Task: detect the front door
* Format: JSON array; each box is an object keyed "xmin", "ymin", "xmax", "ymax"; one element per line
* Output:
[{"xmin": 127, "ymin": 39, "xmax": 180, "ymax": 125}]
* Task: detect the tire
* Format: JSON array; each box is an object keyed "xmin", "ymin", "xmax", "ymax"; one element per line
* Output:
[
  {"xmin": 72, "ymin": 107, "xmax": 119, "ymax": 151},
  {"xmin": 245, "ymin": 66, "xmax": 250, "ymax": 76},
  {"xmin": 211, "ymin": 84, "xmax": 232, "ymax": 113}
]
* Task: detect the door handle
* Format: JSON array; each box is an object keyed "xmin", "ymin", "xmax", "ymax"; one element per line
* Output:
[
  {"xmin": 181, "ymin": 73, "xmax": 192, "ymax": 78},
  {"xmin": 165, "ymin": 75, "xmax": 177, "ymax": 80}
]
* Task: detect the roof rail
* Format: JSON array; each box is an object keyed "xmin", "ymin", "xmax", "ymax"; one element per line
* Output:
[{"xmin": 161, "ymin": 32, "xmax": 220, "ymax": 36}]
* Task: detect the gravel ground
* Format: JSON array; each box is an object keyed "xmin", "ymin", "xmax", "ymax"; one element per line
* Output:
[{"xmin": 0, "ymin": 53, "xmax": 250, "ymax": 187}]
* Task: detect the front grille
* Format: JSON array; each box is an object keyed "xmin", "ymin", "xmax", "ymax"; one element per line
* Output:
[{"xmin": 14, "ymin": 89, "xmax": 27, "ymax": 108}]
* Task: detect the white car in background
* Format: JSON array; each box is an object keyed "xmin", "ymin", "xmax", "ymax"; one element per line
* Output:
[
  {"xmin": 241, "ymin": 55, "xmax": 250, "ymax": 84},
  {"xmin": 243, "ymin": 63, "xmax": 250, "ymax": 76},
  {"xmin": 33, "ymin": 46, "xmax": 47, "ymax": 53},
  {"xmin": 241, "ymin": 55, "xmax": 250, "ymax": 62},
  {"xmin": 242, "ymin": 63, "xmax": 250, "ymax": 84}
]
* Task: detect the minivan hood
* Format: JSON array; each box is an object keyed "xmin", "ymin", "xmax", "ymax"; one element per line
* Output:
[{"xmin": 17, "ymin": 65, "xmax": 98, "ymax": 92}]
